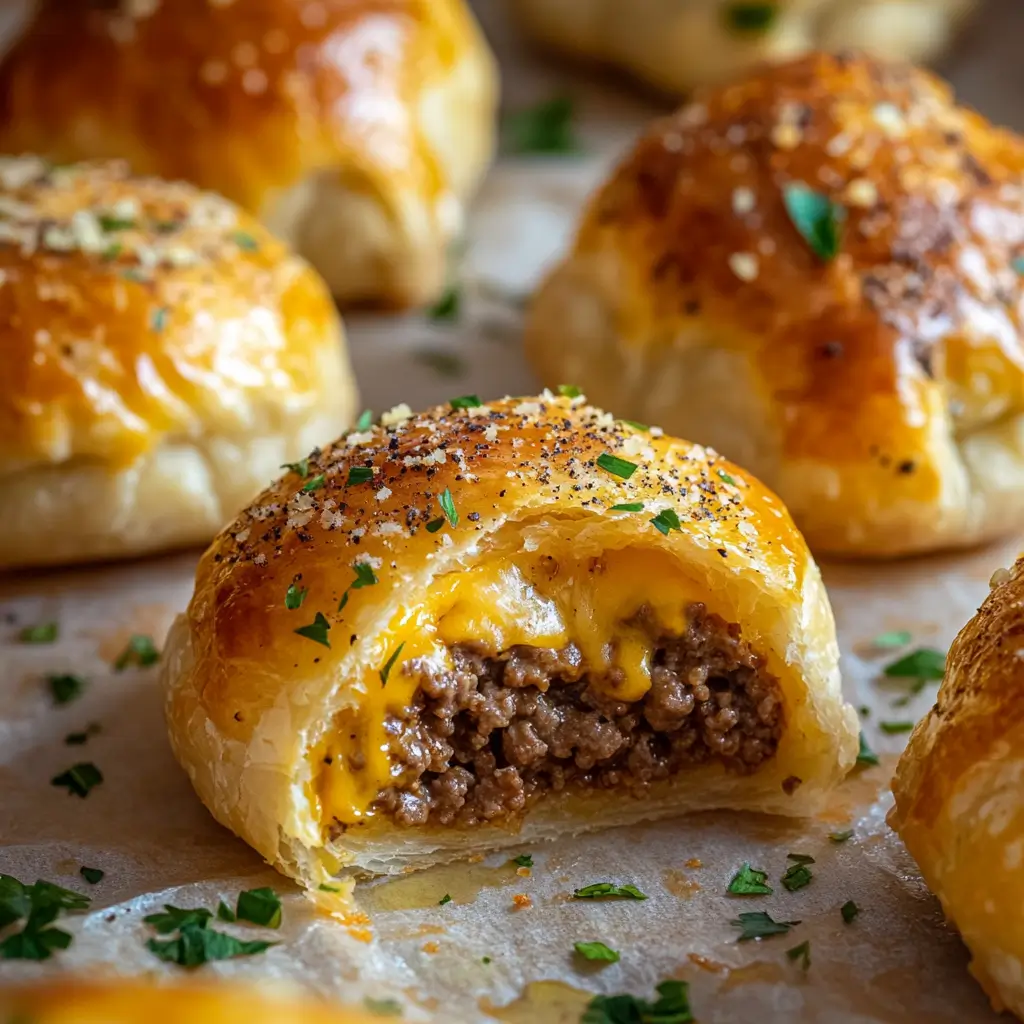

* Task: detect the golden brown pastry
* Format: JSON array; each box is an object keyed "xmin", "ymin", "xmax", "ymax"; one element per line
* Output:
[
  {"xmin": 525, "ymin": 53, "xmax": 1024, "ymax": 559},
  {"xmin": 162, "ymin": 391, "xmax": 858, "ymax": 896},
  {"xmin": 510, "ymin": 0, "xmax": 976, "ymax": 95},
  {"xmin": 0, "ymin": 157, "xmax": 356, "ymax": 570},
  {"xmin": 0, "ymin": 0, "xmax": 498, "ymax": 309},
  {"xmin": 891, "ymin": 558, "xmax": 1024, "ymax": 1020},
  {"xmin": 0, "ymin": 979, "xmax": 388, "ymax": 1024}
]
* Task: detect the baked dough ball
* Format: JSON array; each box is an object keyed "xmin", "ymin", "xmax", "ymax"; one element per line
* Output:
[
  {"xmin": 891, "ymin": 558, "xmax": 1024, "ymax": 1019},
  {"xmin": 0, "ymin": 0, "xmax": 498, "ymax": 309},
  {"xmin": 510, "ymin": 0, "xmax": 976, "ymax": 95},
  {"xmin": 0, "ymin": 979, "xmax": 384, "ymax": 1024},
  {"xmin": 526, "ymin": 53, "xmax": 1024, "ymax": 559},
  {"xmin": 162, "ymin": 391, "xmax": 857, "ymax": 895},
  {"xmin": 0, "ymin": 157, "xmax": 356, "ymax": 570}
]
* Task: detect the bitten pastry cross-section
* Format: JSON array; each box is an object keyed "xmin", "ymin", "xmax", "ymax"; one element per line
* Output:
[
  {"xmin": 0, "ymin": 0, "xmax": 499, "ymax": 308},
  {"xmin": 0, "ymin": 157, "xmax": 356, "ymax": 569},
  {"xmin": 162, "ymin": 392, "xmax": 857, "ymax": 893},
  {"xmin": 526, "ymin": 52, "xmax": 1024, "ymax": 558}
]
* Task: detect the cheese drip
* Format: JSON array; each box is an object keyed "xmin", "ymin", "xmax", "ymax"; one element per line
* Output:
[{"xmin": 316, "ymin": 547, "xmax": 709, "ymax": 827}]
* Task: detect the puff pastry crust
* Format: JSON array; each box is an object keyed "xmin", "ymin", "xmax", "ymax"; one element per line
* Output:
[
  {"xmin": 510, "ymin": 0, "xmax": 976, "ymax": 94},
  {"xmin": 0, "ymin": 0, "xmax": 498, "ymax": 308},
  {"xmin": 162, "ymin": 392, "xmax": 857, "ymax": 896},
  {"xmin": 525, "ymin": 53, "xmax": 1024, "ymax": 558},
  {"xmin": 0, "ymin": 979, "xmax": 381, "ymax": 1024},
  {"xmin": 0, "ymin": 157, "xmax": 356, "ymax": 569},
  {"xmin": 891, "ymin": 558, "xmax": 1024, "ymax": 1020}
]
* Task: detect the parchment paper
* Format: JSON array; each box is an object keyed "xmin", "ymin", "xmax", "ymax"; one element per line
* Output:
[{"xmin": 3, "ymin": 1, "xmax": 1024, "ymax": 1019}]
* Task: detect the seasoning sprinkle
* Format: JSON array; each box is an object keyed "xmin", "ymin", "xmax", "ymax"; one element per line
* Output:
[
  {"xmin": 380, "ymin": 642, "xmax": 406, "ymax": 686},
  {"xmin": 596, "ymin": 453, "xmax": 639, "ymax": 480},
  {"xmin": 650, "ymin": 509, "xmax": 682, "ymax": 535},
  {"xmin": 294, "ymin": 612, "xmax": 331, "ymax": 648},
  {"xmin": 51, "ymin": 762, "xmax": 103, "ymax": 798},
  {"xmin": 783, "ymin": 184, "xmax": 844, "ymax": 261}
]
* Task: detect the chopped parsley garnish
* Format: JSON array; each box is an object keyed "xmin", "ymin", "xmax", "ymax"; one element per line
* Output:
[
  {"xmin": 558, "ymin": 384, "xmax": 582, "ymax": 398},
  {"xmin": 880, "ymin": 720, "xmax": 915, "ymax": 734},
  {"xmin": 302, "ymin": 474, "xmax": 326, "ymax": 493},
  {"xmin": 1014, "ymin": 256, "xmax": 1024, "ymax": 275},
  {"xmin": 281, "ymin": 458, "xmax": 310, "ymax": 477},
  {"xmin": 841, "ymin": 900, "xmax": 860, "ymax": 924},
  {"xmin": 19, "ymin": 622, "xmax": 58, "ymax": 644},
  {"xmin": 429, "ymin": 286, "xmax": 460, "ymax": 321},
  {"xmin": 512, "ymin": 854, "xmax": 533, "ymax": 868},
  {"xmin": 236, "ymin": 887, "xmax": 282, "ymax": 928},
  {"xmin": 482, "ymin": 956, "xmax": 492, "ymax": 964},
  {"xmin": 621, "ymin": 420, "xmax": 649, "ymax": 431},
  {"xmin": 856, "ymin": 732, "xmax": 879, "ymax": 767},
  {"xmin": 574, "ymin": 940, "xmax": 620, "ymax": 963},
  {"xmin": 151, "ymin": 306, "xmax": 168, "ymax": 332},
  {"xmin": 786, "ymin": 940, "xmax": 811, "ymax": 970},
  {"xmin": 727, "ymin": 863, "xmax": 773, "ymax": 896},
  {"xmin": 504, "ymin": 96, "xmax": 580, "ymax": 155},
  {"xmin": 79, "ymin": 867, "xmax": 104, "ymax": 885},
  {"xmin": 144, "ymin": 906, "xmax": 214, "ymax": 935},
  {"xmin": 829, "ymin": 829, "xmax": 854, "ymax": 843},
  {"xmin": 346, "ymin": 466, "xmax": 374, "ymax": 486},
  {"xmin": 144, "ymin": 900, "xmax": 276, "ymax": 967},
  {"xmin": 651, "ymin": 508, "xmax": 682, "ymax": 535},
  {"xmin": 65, "ymin": 723, "xmax": 101, "ymax": 746},
  {"xmin": 380, "ymin": 642, "xmax": 406, "ymax": 686},
  {"xmin": 783, "ymin": 184, "xmax": 844, "ymax": 261},
  {"xmin": 113, "ymin": 634, "xmax": 159, "ymax": 671},
  {"xmin": 0, "ymin": 876, "xmax": 91, "ymax": 961},
  {"xmin": 450, "ymin": 394, "xmax": 482, "ymax": 410},
  {"xmin": 582, "ymin": 980, "xmax": 692, "ymax": 1024},
  {"xmin": 295, "ymin": 612, "xmax": 331, "ymax": 648},
  {"xmin": 147, "ymin": 924, "xmax": 274, "ymax": 967},
  {"xmin": 48, "ymin": 674, "xmax": 85, "ymax": 705},
  {"xmin": 572, "ymin": 883, "xmax": 647, "ymax": 900},
  {"xmin": 723, "ymin": 2, "xmax": 779, "ymax": 34},
  {"xmin": 730, "ymin": 911, "xmax": 799, "ymax": 941},
  {"xmin": 439, "ymin": 487, "xmax": 459, "ymax": 527},
  {"xmin": 318, "ymin": 884, "xmax": 341, "ymax": 893},
  {"xmin": 596, "ymin": 453, "xmax": 639, "ymax": 480},
  {"xmin": 415, "ymin": 348, "xmax": 465, "ymax": 378},
  {"xmin": 781, "ymin": 863, "xmax": 812, "ymax": 892},
  {"xmin": 787, "ymin": 853, "xmax": 815, "ymax": 865},
  {"xmin": 872, "ymin": 630, "xmax": 912, "ymax": 649},
  {"xmin": 98, "ymin": 214, "xmax": 135, "ymax": 232},
  {"xmin": 883, "ymin": 647, "xmax": 945, "ymax": 681},
  {"xmin": 356, "ymin": 409, "xmax": 374, "ymax": 431},
  {"xmin": 232, "ymin": 231, "xmax": 260, "ymax": 251},
  {"xmin": 217, "ymin": 901, "xmax": 236, "ymax": 922},
  {"xmin": 338, "ymin": 562, "xmax": 379, "ymax": 611},
  {"xmin": 438, "ymin": 894, "xmax": 453, "ymax": 906},
  {"xmin": 365, "ymin": 997, "xmax": 403, "ymax": 1016},
  {"xmin": 102, "ymin": 242, "xmax": 123, "ymax": 261},
  {"xmin": 717, "ymin": 470, "xmax": 738, "ymax": 486},
  {"xmin": 610, "ymin": 502, "xmax": 644, "ymax": 512},
  {"xmin": 426, "ymin": 519, "xmax": 445, "ymax": 533},
  {"xmin": 51, "ymin": 762, "xmax": 103, "ymax": 798},
  {"xmin": 285, "ymin": 583, "xmax": 308, "ymax": 609}
]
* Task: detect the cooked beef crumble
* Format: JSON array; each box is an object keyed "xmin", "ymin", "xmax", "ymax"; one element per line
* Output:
[{"xmin": 372, "ymin": 603, "xmax": 783, "ymax": 827}]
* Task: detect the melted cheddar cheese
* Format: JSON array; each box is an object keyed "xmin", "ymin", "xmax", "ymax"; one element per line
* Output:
[{"xmin": 316, "ymin": 547, "xmax": 711, "ymax": 827}]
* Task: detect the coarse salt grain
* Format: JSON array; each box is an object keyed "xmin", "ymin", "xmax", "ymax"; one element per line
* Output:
[
  {"xmin": 345, "ymin": 431, "xmax": 375, "ymax": 446},
  {"xmin": 732, "ymin": 187, "xmax": 755, "ymax": 215},
  {"xmin": 381, "ymin": 403, "xmax": 413, "ymax": 428},
  {"xmin": 728, "ymin": 253, "xmax": 759, "ymax": 282},
  {"xmin": 375, "ymin": 487, "xmax": 392, "ymax": 502}
]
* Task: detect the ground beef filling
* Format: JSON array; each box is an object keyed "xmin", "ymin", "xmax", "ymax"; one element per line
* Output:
[{"xmin": 373, "ymin": 603, "xmax": 783, "ymax": 827}]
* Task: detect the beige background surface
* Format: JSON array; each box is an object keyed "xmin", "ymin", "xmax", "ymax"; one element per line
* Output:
[{"xmin": 2, "ymin": 1, "xmax": 1024, "ymax": 1020}]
